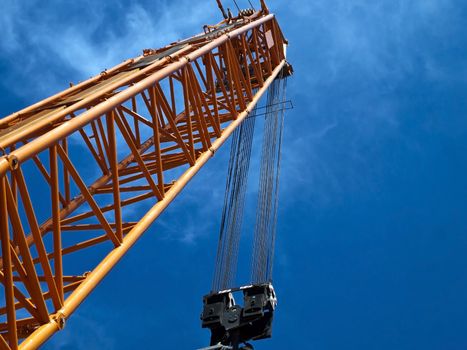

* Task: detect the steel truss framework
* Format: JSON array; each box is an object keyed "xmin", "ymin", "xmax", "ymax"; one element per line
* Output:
[{"xmin": 0, "ymin": 8, "xmax": 289, "ymax": 350}]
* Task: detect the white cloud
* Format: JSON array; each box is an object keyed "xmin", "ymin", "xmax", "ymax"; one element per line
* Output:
[
  {"xmin": 266, "ymin": 0, "xmax": 465, "ymax": 209},
  {"xmin": 0, "ymin": 1, "xmax": 21, "ymax": 52},
  {"xmin": 47, "ymin": 313, "xmax": 116, "ymax": 350},
  {"xmin": 0, "ymin": 0, "xmax": 217, "ymax": 100}
]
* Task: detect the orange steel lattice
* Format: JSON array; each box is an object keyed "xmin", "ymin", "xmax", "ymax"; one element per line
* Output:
[{"xmin": 0, "ymin": 5, "xmax": 290, "ymax": 349}]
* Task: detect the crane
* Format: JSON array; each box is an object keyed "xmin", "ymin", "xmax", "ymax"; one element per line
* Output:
[{"xmin": 0, "ymin": 1, "xmax": 292, "ymax": 349}]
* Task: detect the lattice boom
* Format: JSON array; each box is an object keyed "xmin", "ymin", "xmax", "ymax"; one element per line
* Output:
[{"xmin": 0, "ymin": 10, "xmax": 289, "ymax": 350}]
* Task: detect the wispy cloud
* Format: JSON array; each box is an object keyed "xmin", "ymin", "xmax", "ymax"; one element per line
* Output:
[
  {"xmin": 0, "ymin": 0, "xmax": 217, "ymax": 102},
  {"xmin": 155, "ymin": 158, "xmax": 228, "ymax": 245},
  {"xmin": 0, "ymin": 1, "xmax": 22, "ymax": 52},
  {"xmin": 271, "ymin": 0, "xmax": 465, "ymax": 207},
  {"xmin": 47, "ymin": 313, "xmax": 116, "ymax": 350}
]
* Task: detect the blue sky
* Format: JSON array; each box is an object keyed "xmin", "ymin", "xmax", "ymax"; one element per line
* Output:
[{"xmin": 1, "ymin": 0, "xmax": 467, "ymax": 349}]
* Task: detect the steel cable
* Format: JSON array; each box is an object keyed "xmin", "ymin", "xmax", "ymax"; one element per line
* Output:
[
  {"xmin": 212, "ymin": 105, "xmax": 257, "ymax": 292},
  {"xmin": 251, "ymin": 72, "xmax": 287, "ymax": 284},
  {"xmin": 211, "ymin": 72, "xmax": 287, "ymax": 291}
]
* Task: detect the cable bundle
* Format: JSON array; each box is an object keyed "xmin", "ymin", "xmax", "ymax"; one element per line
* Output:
[
  {"xmin": 212, "ymin": 106, "xmax": 257, "ymax": 292},
  {"xmin": 251, "ymin": 74, "xmax": 288, "ymax": 284},
  {"xmin": 211, "ymin": 72, "xmax": 288, "ymax": 292}
]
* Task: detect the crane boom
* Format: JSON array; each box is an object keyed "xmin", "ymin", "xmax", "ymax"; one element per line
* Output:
[{"xmin": 0, "ymin": 7, "xmax": 290, "ymax": 350}]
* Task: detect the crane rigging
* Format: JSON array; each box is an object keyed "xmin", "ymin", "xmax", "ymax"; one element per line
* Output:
[
  {"xmin": 0, "ymin": 1, "xmax": 292, "ymax": 349},
  {"xmin": 201, "ymin": 67, "xmax": 288, "ymax": 350}
]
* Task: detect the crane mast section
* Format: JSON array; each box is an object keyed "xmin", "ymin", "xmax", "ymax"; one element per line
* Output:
[{"xmin": 0, "ymin": 12, "xmax": 289, "ymax": 350}]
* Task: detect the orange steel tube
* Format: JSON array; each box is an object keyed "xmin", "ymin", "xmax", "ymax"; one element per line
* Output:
[
  {"xmin": 0, "ymin": 14, "xmax": 275, "ymax": 175},
  {"xmin": 0, "ymin": 58, "xmax": 137, "ymax": 128},
  {"xmin": 0, "ymin": 45, "xmax": 193, "ymax": 149},
  {"xmin": 18, "ymin": 59, "xmax": 286, "ymax": 350},
  {"xmin": 1, "ymin": 177, "xmax": 18, "ymax": 349},
  {"xmin": 50, "ymin": 145, "xmax": 64, "ymax": 304},
  {"xmin": 107, "ymin": 112, "xmax": 123, "ymax": 241}
]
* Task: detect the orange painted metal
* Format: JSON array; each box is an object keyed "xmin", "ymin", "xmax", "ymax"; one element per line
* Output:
[{"xmin": 0, "ymin": 7, "xmax": 289, "ymax": 349}]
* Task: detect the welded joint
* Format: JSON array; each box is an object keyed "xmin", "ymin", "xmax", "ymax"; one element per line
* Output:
[
  {"xmin": 143, "ymin": 49, "xmax": 156, "ymax": 56},
  {"xmin": 260, "ymin": 0, "xmax": 270, "ymax": 14},
  {"xmin": 52, "ymin": 311, "xmax": 67, "ymax": 331},
  {"xmin": 209, "ymin": 147, "xmax": 216, "ymax": 156},
  {"xmin": 7, "ymin": 154, "xmax": 19, "ymax": 171},
  {"xmin": 88, "ymin": 185, "xmax": 99, "ymax": 195}
]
